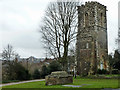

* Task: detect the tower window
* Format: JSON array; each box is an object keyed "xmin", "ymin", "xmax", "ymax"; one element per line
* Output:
[
  {"xmin": 86, "ymin": 43, "xmax": 89, "ymax": 49},
  {"xmin": 100, "ymin": 13, "xmax": 103, "ymax": 26},
  {"xmin": 100, "ymin": 62, "xmax": 103, "ymax": 70},
  {"xmin": 85, "ymin": 13, "xmax": 89, "ymax": 27}
]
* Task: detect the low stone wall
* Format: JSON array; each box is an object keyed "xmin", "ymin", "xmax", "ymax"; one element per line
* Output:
[{"xmin": 45, "ymin": 71, "xmax": 73, "ymax": 85}]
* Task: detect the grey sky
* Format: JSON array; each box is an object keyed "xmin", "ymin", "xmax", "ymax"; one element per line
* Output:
[{"xmin": 0, "ymin": 0, "xmax": 119, "ymax": 58}]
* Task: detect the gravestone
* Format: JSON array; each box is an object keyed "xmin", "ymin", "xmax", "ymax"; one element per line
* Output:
[{"xmin": 45, "ymin": 71, "xmax": 73, "ymax": 85}]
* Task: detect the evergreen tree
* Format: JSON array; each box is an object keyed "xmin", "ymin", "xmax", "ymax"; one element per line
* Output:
[
  {"xmin": 41, "ymin": 65, "xmax": 49, "ymax": 78},
  {"xmin": 33, "ymin": 69, "xmax": 40, "ymax": 79},
  {"xmin": 48, "ymin": 61, "xmax": 62, "ymax": 73},
  {"xmin": 113, "ymin": 50, "xmax": 120, "ymax": 70}
]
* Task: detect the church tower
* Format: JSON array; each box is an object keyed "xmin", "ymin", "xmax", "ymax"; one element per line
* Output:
[{"xmin": 76, "ymin": 1, "xmax": 109, "ymax": 75}]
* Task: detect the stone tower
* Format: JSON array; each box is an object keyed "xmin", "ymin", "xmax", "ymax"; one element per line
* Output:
[{"xmin": 76, "ymin": 1, "xmax": 109, "ymax": 75}]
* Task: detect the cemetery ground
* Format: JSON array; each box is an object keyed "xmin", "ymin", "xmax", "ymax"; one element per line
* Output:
[{"xmin": 2, "ymin": 76, "xmax": 119, "ymax": 89}]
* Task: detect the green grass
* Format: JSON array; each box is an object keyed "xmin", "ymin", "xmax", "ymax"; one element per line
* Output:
[
  {"xmin": 105, "ymin": 74, "xmax": 120, "ymax": 77},
  {"xmin": 2, "ymin": 77, "xmax": 119, "ymax": 88}
]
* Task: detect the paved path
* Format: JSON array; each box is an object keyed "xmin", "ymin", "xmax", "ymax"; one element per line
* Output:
[{"xmin": 0, "ymin": 79, "xmax": 45, "ymax": 87}]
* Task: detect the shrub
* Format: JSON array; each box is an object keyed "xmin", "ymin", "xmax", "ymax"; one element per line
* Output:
[
  {"xmin": 33, "ymin": 69, "xmax": 41, "ymax": 79},
  {"xmin": 40, "ymin": 61, "xmax": 62, "ymax": 78},
  {"xmin": 14, "ymin": 62, "xmax": 31, "ymax": 80},
  {"xmin": 48, "ymin": 61, "xmax": 62, "ymax": 73},
  {"xmin": 97, "ymin": 69, "xmax": 109, "ymax": 74},
  {"xmin": 112, "ymin": 69, "xmax": 119, "ymax": 74},
  {"xmin": 41, "ymin": 65, "xmax": 49, "ymax": 78},
  {"xmin": 3, "ymin": 61, "xmax": 31, "ymax": 81}
]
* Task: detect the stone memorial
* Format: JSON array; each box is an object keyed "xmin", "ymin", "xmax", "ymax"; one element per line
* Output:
[{"xmin": 45, "ymin": 71, "xmax": 73, "ymax": 85}]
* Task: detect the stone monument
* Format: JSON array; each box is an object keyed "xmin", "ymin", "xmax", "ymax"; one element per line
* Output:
[{"xmin": 45, "ymin": 71, "xmax": 73, "ymax": 85}]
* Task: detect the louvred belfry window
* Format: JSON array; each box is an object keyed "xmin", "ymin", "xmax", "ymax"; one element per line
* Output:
[
  {"xmin": 85, "ymin": 13, "xmax": 89, "ymax": 27},
  {"xmin": 100, "ymin": 13, "xmax": 103, "ymax": 26}
]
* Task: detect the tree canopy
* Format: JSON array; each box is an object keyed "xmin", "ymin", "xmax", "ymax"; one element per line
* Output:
[{"xmin": 40, "ymin": 1, "xmax": 80, "ymax": 71}]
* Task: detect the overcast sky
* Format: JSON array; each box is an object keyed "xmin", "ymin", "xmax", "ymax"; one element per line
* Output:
[{"xmin": 0, "ymin": 0, "xmax": 119, "ymax": 58}]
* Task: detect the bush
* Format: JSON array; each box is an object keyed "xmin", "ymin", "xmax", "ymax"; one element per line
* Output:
[
  {"xmin": 40, "ymin": 61, "xmax": 62, "ymax": 78},
  {"xmin": 41, "ymin": 65, "xmax": 49, "ymax": 78},
  {"xmin": 3, "ymin": 61, "xmax": 31, "ymax": 81},
  {"xmin": 48, "ymin": 61, "xmax": 62, "ymax": 73},
  {"xmin": 33, "ymin": 69, "xmax": 41, "ymax": 79},
  {"xmin": 97, "ymin": 69, "xmax": 109, "ymax": 74},
  {"xmin": 112, "ymin": 69, "xmax": 119, "ymax": 74},
  {"xmin": 14, "ymin": 63, "xmax": 31, "ymax": 80}
]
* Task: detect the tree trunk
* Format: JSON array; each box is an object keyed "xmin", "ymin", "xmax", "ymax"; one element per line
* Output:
[{"xmin": 63, "ymin": 40, "xmax": 68, "ymax": 71}]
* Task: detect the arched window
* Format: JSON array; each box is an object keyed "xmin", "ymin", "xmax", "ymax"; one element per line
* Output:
[
  {"xmin": 86, "ymin": 43, "xmax": 89, "ymax": 49},
  {"xmin": 100, "ymin": 61, "xmax": 103, "ymax": 70},
  {"xmin": 85, "ymin": 13, "xmax": 89, "ymax": 27},
  {"xmin": 100, "ymin": 13, "xmax": 103, "ymax": 26}
]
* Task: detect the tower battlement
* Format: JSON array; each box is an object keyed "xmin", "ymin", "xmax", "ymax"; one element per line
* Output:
[{"xmin": 79, "ymin": 1, "xmax": 106, "ymax": 8}]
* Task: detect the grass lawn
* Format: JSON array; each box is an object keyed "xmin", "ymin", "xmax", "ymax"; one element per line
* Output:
[{"xmin": 2, "ymin": 77, "xmax": 119, "ymax": 88}]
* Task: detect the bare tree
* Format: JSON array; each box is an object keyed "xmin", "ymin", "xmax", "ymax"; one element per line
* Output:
[
  {"xmin": 2, "ymin": 44, "xmax": 20, "ymax": 80},
  {"xmin": 2, "ymin": 44, "xmax": 18, "ymax": 61},
  {"xmin": 40, "ymin": 1, "xmax": 81, "ymax": 71}
]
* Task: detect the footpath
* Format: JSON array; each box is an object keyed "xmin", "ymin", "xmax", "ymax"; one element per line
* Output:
[{"xmin": 0, "ymin": 79, "xmax": 45, "ymax": 87}]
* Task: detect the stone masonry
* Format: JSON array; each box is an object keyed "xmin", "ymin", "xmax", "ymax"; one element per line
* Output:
[
  {"xmin": 45, "ymin": 71, "xmax": 73, "ymax": 85},
  {"xmin": 76, "ymin": 1, "xmax": 109, "ymax": 75}
]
